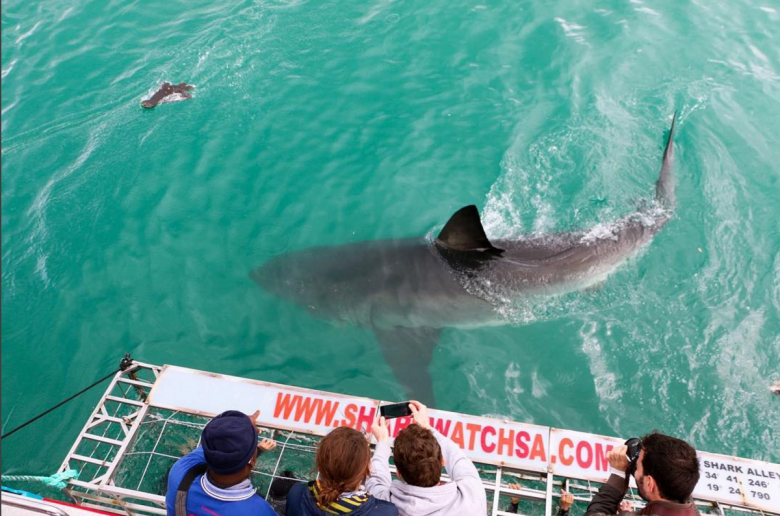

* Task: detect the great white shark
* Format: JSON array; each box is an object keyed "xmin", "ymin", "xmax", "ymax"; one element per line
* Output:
[{"xmin": 252, "ymin": 113, "xmax": 678, "ymax": 404}]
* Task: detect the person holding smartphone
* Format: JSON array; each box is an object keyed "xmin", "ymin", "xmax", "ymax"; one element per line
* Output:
[{"xmin": 365, "ymin": 400, "xmax": 487, "ymax": 516}]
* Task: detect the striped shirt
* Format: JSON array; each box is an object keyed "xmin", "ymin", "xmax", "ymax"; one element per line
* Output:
[{"xmin": 308, "ymin": 481, "xmax": 369, "ymax": 514}]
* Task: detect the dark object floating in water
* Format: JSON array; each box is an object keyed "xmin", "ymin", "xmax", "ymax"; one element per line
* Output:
[
  {"xmin": 771, "ymin": 381, "xmax": 780, "ymax": 396},
  {"xmin": 141, "ymin": 82, "xmax": 194, "ymax": 108}
]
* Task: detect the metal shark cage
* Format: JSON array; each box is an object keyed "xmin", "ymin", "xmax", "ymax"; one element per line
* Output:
[{"xmin": 57, "ymin": 360, "xmax": 780, "ymax": 516}]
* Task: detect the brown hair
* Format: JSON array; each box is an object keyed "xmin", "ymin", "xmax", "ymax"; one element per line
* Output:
[
  {"xmin": 640, "ymin": 432, "xmax": 700, "ymax": 503},
  {"xmin": 315, "ymin": 427, "xmax": 371, "ymax": 506},
  {"xmin": 392, "ymin": 425, "xmax": 443, "ymax": 487}
]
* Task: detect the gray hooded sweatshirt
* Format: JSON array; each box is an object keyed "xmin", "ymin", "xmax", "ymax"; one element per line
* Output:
[{"xmin": 365, "ymin": 428, "xmax": 487, "ymax": 516}]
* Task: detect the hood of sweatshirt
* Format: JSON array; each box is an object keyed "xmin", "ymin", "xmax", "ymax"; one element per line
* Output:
[{"xmin": 388, "ymin": 481, "xmax": 468, "ymax": 516}]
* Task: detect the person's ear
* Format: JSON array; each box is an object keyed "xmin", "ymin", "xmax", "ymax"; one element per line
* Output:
[
  {"xmin": 247, "ymin": 449, "xmax": 258, "ymax": 471},
  {"xmin": 645, "ymin": 475, "xmax": 657, "ymax": 496}
]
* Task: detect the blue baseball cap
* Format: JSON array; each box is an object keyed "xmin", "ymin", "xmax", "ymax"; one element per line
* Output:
[{"xmin": 201, "ymin": 410, "xmax": 258, "ymax": 475}]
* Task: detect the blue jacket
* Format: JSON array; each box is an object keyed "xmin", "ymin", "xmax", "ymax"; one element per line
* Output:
[
  {"xmin": 166, "ymin": 447, "xmax": 277, "ymax": 516},
  {"xmin": 285, "ymin": 482, "xmax": 398, "ymax": 516}
]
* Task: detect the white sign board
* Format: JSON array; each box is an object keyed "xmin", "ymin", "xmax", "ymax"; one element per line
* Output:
[
  {"xmin": 148, "ymin": 366, "xmax": 379, "ymax": 435},
  {"xmin": 694, "ymin": 451, "xmax": 779, "ymax": 513},
  {"xmin": 549, "ymin": 429, "xmax": 634, "ymax": 487},
  {"xmin": 407, "ymin": 407, "xmax": 550, "ymax": 473}
]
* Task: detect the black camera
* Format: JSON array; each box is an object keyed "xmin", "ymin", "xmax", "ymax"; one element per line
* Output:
[{"xmin": 625, "ymin": 437, "xmax": 641, "ymax": 476}]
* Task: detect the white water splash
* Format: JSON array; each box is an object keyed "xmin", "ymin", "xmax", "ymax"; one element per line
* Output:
[
  {"xmin": 24, "ymin": 122, "xmax": 106, "ymax": 286},
  {"xmin": 554, "ymin": 17, "xmax": 588, "ymax": 44},
  {"xmin": 482, "ymin": 186, "xmax": 527, "ymax": 239},
  {"xmin": 15, "ymin": 21, "xmax": 42, "ymax": 45},
  {"xmin": 531, "ymin": 369, "xmax": 549, "ymax": 398},
  {"xmin": 1, "ymin": 59, "xmax": 18, "ymax": 79},
  {"xmin": 579, "ymin": 222, "xmax": 620, "ymax": 244},
  {"xmin": 579, "ymin": 204, "xmax": 667, "ymax": 244},
  {"xmin": 196, "ymin": 51, "xmax": 211, "ymax": 72},
  {"xmin": 579, "ymin": 320, "xmax": 622, "ymax": 410},
  {"xmin": 57, "ymin": 7, "xmax": 75, "ymax": 23},
  {"xmin": 158, "ymin": 92, "xmax": 189, "ymax": 104},
  {"xmin": 502, "ymin": 362, "xmax": 534, "ymax": 422},
  {"xmin": 634, "ymin": 7, "xmax": 660, "ymax": 16},
  {"xmin": 505, "ymin": 362, "xmax": 524, "ymax": 394},
  {"xmin": 35, "ymin": 254, "xmax": 51, "ymax": 289},
  {"xmin": 1, "ymin": 100, "xmax": 18, "ymax": 117},
  {"xmin": 482, "ymin": 136, "xmax": 565, "ymax": 239},
  {"xmin": 465, "ymin": 363, "xmax": 492, "ymax": 402}
]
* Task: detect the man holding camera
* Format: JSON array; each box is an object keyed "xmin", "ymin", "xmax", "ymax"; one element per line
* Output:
[{"xmin": 585, "ymin": 432, "xmax": 700, "ymax": 516}]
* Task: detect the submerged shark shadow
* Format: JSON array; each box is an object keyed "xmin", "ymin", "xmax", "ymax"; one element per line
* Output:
[{"xmin": 251, "ymin": 113, "xmax": 678, "ymax": 405}]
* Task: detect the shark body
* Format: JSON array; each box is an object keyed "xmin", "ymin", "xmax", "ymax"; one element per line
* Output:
[{"xmin": 252, "ymin": 114, "xmax": 678, "ymax": 403}]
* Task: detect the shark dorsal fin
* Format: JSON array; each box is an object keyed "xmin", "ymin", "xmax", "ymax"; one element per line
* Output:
[{"xmin": 435, "ymin": 205, "xmax": 504, "ymax": 254}]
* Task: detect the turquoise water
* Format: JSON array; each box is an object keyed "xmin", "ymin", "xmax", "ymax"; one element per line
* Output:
[{"xmin": 2, "ymin": 0, "xmax": 779, "ymax": 480}]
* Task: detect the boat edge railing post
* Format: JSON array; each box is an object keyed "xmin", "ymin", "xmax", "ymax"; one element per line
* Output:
[{"xmin": 544, "ymin": 467, "xmax": 554, "ymax": 516}]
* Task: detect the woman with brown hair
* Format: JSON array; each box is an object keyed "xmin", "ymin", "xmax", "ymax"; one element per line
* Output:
[{"xmin": 286, "ymin": 426, "xmax": 398, "ymax": 516}]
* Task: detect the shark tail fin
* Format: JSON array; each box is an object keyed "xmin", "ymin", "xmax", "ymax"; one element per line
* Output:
[
  {"xmin": 435, "ymin": 205, "xmax": 504, "ymax": 254},
  {"xmin": 655, "ymin": 111, "xmax": 677, "ymax": 209}
]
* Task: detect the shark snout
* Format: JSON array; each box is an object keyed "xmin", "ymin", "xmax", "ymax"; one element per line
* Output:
[
  {"xmin": 249, "ymin": 267, "xmax": 267, "ymax": 288},
  {"xmin": 249, "ymin": 263, "xmax": 286, "ymax": 294},
  {"xmin": 249, "ymin": 260, "xmax": 302, "ymax": 302}
]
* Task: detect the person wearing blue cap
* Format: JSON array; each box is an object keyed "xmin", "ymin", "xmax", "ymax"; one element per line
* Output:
[{"xmin": 166, "ymin": 410, "xmax": 279, "ymax": 516}]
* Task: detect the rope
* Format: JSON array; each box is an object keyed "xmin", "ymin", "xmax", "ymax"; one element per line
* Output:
[
  {"xmin": 2, "ymin": 470, "xmax": 79, "ymax": 490},
  {"xmin": 1, "ymin": 367, "xmax": 121, "ymax": 440}
]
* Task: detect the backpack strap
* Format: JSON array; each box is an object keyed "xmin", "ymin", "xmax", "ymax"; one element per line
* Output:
[{"xmin": 175, "ymin": 464, "xmax": 209, "ymax": 516}]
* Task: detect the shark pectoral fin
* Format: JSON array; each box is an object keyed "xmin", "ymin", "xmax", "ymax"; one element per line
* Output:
[{"xmin": 373, "ymin": 326, "xmax": 441, "ymax": 406}]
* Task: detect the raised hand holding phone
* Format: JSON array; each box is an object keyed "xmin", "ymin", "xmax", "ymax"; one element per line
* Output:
[
  {"xmin": 409, "ymin": 400, "xmax": 431, "ymax": 430},
  {"xmin": 372, "ymin": 415, "xmax": 391, "ymax": 443}
]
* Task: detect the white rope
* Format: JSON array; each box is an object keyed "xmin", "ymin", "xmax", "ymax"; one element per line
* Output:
[{"xmin": 123, "ymin": 451, "xmax": 180, "ymax": 461}]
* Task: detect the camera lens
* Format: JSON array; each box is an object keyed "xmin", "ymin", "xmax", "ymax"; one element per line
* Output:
[{"xmin": 624, "ymin": 437, "xmax": 641, "ymax": 475}]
